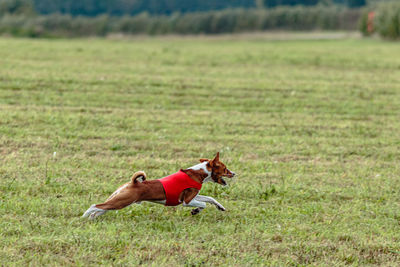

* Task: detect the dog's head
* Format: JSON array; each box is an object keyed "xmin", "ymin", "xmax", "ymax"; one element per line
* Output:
[{"xmin": 200, "ymin": 152, "xmax": 235, "ymax": 186}]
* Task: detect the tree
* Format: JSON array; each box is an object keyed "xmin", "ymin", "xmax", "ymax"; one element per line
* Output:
[
  {"xmin": 0, "ymin": 0, "xmax": 36, "ymax": 16},
  {"xmin": 347, "ymin": 0, "xmax": 366, "ymax": 8}
]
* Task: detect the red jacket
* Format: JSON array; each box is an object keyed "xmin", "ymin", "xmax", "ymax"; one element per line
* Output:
[{"xmin": 159, "ymin": 170, "xmax": 202, "ymax": 206}]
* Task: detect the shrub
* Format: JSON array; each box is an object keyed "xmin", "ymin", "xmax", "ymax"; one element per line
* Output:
[
  {"xmin": 359, "ymin": 2, "xmax": 400, "ymax": 39},
  {"xmin": 374, "ymin": 2, "xmax": 400, "ymax": 39},
  {"xmin": 0, "ymin": 0, "xmax": 35, "ymax": 17},
  {"xmin": 0, "ymin": 6, "xmax": 362, "ymax": 38}
]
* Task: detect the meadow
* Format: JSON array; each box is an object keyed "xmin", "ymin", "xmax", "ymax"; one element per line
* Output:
[{"xmin": 1, "ymin": 34, "xmax": 400, "ymax": 266}]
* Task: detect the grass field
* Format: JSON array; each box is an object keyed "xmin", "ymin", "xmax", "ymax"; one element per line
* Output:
[{"xmin": 1, "ymin": 35, "xmax": 400, "ymax": 266}]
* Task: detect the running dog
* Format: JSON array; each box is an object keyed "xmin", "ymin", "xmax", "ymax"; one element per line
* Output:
[{"xmin": 82, "ymin": 152, "xmax": 235, "ymax": 219}]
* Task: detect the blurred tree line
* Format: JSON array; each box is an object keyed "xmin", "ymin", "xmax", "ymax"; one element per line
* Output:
[
  {"xmin": 33, "ymin": 0, "xmax": 366, "ymax": 16},
  {"xmin": 0, "ymin": 5, "xmax": 361, "ymax": 37},
  {"xmin": 0, "ymin": 0, "xmax": 35, "ymax": 16},
  {"xmin": 360, "ymin": 1, "xmax": 400, "ymax": 39},
  {"xmin": 2, "ymin": 0, "xmax": 398, "ymax": 39},
  {"xmin": 1, "ymin": 0, "xmax": 367, "ymax": 17}
]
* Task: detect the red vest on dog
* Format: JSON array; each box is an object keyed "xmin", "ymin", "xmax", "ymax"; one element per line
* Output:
[{"xmin": 160, "ymin": 170, "xmax": 202, "ymax": 206}]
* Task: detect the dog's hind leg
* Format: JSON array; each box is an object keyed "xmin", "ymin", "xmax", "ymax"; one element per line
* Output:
[
  {"xmin": 82, "ymin": 190, "xmax": 140, "ymax": 220},
  {"xmin": 93, "ymin": 182, "xmax": 142, "ymax": 212},
  {"xmin": 81, "ymin": 184, "xmax": 133, "ymax": 220},
  {"xmin": 82, "ymin": 172, "xmax": 146, "ymax": 220},
  {"xmin": 82, "ymin": 204, "xmax": 108, "ymax": 220}
]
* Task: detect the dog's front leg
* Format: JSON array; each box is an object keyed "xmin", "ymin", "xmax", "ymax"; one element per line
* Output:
[
  {"xmin": 194, "ymin": 195, "xmax": 226, "ymax": 211},
  {"xmin": 183, "ymin": 199, "xmax": 206, "ymax": 215},
  {"xmin": 181, "ymin": 188, "xmax": 206, "ymax": 215}
]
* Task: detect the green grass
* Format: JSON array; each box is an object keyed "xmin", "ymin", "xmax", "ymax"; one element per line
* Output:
[{"xmin": 1, "ymin": 35, "xmax": 400, "ymax": 266}]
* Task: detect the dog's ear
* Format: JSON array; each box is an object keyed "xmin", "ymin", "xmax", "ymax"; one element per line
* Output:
[
  {"xmin": 212, "ymin": 152, "xmax": 220, "ymax": 162},
  {"xmin": 199, "ymin": 158, "xmax": 209, "ymax": 163}
]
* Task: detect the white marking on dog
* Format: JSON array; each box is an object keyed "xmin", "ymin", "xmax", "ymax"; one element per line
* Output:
[
  {"xmin": 188, "ymin": 161, "xmax": 212, "ymax": 182},
  {"xmin": 183, "ymin": 198, "xmax": 206, "ymax": 209},
  {"xmin": 106, "ymin": 183, "xmax": 129, "ymax": 201},
  {"xmin": 194, "ymin": 195, "xmax": 226, "ymax": 211}
]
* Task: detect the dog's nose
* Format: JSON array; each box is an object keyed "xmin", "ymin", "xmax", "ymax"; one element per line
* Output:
[{"xmin": 231, "ymin": 171, "xmax": 236, "ymax": 177}]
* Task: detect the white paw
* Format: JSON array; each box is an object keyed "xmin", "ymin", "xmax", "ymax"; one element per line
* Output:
[
  {"xmin": 89, "ymin": 211, "xmax": 99, "ymax": 220},
  {"xmin": 89, "ymin": 210, "xmax": 106, "ymax": 220},
  {"xmin": 217, "ymin": 205, "xmax": 226, "ymax": 211},
  {"xmin": 82, "ymin": 205, "xmax": 107, "ymax": 219},
  {"xmin": 82, "ymin": 204, "xmax": 96, "ymax": 218}
]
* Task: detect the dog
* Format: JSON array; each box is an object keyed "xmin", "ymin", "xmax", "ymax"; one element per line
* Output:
[{"xmin": 82, "ymin": 152, "xmax": 235, "ymax": 219}]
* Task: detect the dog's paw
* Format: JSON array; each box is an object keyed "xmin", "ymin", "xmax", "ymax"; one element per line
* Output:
[
  {"xmin": 82, "ymin": 204, "xmax": 96, "ymax": 219},
  {"xmin": 191, "ymin": 208, "xmax": 201, "ymax": 215},
  {"xmin": 217, "ymin": 205, "xmax": 226, "ymax": 211},
  {"xmin": 89, "ymin": 210, "xmax": 106, "ymax": 220}
]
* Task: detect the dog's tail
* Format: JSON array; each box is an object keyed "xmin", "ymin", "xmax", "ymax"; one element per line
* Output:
[{"xmin": 131, "ymin": 171, "xmax": 146, "ymax": 184}]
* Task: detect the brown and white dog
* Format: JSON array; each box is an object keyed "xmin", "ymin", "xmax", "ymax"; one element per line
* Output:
[{"xmin": 82, "ymin": 152, "xmax": 235, "ymax": 219}]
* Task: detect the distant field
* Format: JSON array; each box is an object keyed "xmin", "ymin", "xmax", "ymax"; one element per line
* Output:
[{"xmin": 1, "ymin": 36, "xmax": 400, "ymax": 266}]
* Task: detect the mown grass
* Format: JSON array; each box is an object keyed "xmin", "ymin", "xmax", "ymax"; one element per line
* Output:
[{"xmin": 1, "ymin": 35, "xmax": 400, "ymax": 266}]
